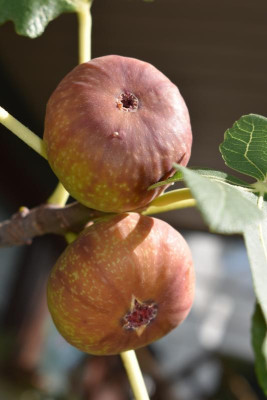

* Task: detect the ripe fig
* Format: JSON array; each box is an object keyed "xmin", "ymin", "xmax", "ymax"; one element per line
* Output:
[
  {"xmin": 44, "ymin": 55, "xmax": 192, "ymax": 212},
  {"xmin": 47, "ymin": 213, "xmax": 195, "ymax": 355}
]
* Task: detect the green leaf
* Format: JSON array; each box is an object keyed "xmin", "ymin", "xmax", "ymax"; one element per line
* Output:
[
  {"xmin": 148, "ymin": 170, "xmax": 183, "ymax": 189},
  {"xmin": 190, "ymin": 169, "xmax": 251, "ymax": 188},
  {"xmin": 0, "ymin": 0, "xmax": 85, "ymax": 38},
  {"xmin": 252, "ymin": 304, "xmax": 267, "ymax": 395},
  {"xmin": 148, "ymin": 168, "xmax": 251, "ymax": 190},
  {"xmin": 244, "ymin": 197, "xmax": 267, "ymax": 382},
  {"xmin": 177, "ymin": 166, "xmax": 263, "ymax": 234},
  {"xmin": 220, "ymin": 114, "xmax": 267, "ymax": 182}
]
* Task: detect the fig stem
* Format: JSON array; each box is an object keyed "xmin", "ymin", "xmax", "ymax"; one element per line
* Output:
[
  {"xmin": 0, "ymin": 106, "xmax": 47, "ymax": 159},
  {"xmin": 64, "ymin": 231, "xmax": 78, "ymax": 244},
  {"xmin": 77, "ymin": 0, "xmax": 93, "ymax": 63},
  {"xmin": 47, "ymin": 182, "xmax": 70, "ymax": 207},
  {"xmin": 143, "ymin": 188, "xmax": 196, "ymax": 215},
  {"xmin": 120, "ymin": 350, "xmax": 150, "ymax": 400}
]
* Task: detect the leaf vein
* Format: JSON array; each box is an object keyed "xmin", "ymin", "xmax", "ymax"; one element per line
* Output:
[{"xmin": 244, "ymin": 122, "xmax": 265, "ymax": 180}]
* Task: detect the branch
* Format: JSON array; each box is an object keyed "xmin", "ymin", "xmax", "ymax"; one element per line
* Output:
[
  {"xmin": 0, "ymin": 202, "xmax": 106, "ymax": 247},
  {"xmin": 0, "ymin": 188, "xmax": 196, "ymax": 248}
]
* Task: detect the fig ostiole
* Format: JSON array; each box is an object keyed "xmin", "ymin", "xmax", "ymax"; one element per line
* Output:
[
  {"xmin": 47, "ymin": 213, "xmax": 195, "ymax": 355},
  {"xmin": 44, "ymin": 55, "xmax": 192, "ymax": 213}
]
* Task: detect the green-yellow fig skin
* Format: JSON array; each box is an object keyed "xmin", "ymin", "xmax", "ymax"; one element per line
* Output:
[
  {"xmin": 44, "ymin": 55, "xmax": 192, "ymax": 213},
  {"xmin": 47, "ymin": 213, "xmax": 195, "ymax": 355}
]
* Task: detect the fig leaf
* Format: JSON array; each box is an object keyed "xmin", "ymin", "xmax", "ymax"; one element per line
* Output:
[
  {"xmin": 176, "ymin": 165, "xmax": 263, "ymax": 234},
  {"xmin": 252, "ymin": 304, "xmax": 267, "ymax": 395},
  {"xmin": 220, "ymin": 114, "xmax": 267, "ymax": 182},
  {"xmin": 148, "ymin": 168, "xmax": 251, "ymax": 190},
  {"xmin": 148, "ymin": 170, "xmax": 183, "ymax": 189},
  {"xmin": 245, "ymin": 199, "xmax": 267, "ymax": 382},
  {"xmin": 0, "ymin": 0, "xmax": 87, "ymax": 38}
]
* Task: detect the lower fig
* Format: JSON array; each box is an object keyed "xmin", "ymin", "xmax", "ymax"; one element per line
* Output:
[{"xmin": 47, "ymin": 213, "xmax": 195, "ymax": 355}]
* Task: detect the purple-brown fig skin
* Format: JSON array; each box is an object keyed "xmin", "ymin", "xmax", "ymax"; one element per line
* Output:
[
  {"xmin": 44, "ymin": 55, "xmax": 192, "ymax": 213},
  {"xmin": 47, "ymin": 213, "xmax": 195, "ymax": 355}
]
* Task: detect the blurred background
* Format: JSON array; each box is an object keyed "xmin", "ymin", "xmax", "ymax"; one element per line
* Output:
[{"xmin": 0, "ymin": 0, "xmax": 267, "ymax": 398}]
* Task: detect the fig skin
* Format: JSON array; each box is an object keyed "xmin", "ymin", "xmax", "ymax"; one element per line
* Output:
[
  {"xmin": 44, "ymin": 55, "xmax": 192, "ymax": 213},
  {"xmin": 47, "ymin": 213, "xmax": 195, "ymax": 355}
]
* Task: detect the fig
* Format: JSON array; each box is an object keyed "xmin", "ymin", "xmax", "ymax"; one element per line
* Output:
[
  {"xmin": 47, "ymin": 213, "xmax": 195, "ymax": 355},
  {"xmin": 44, "ymin": 55, "xmax": 192, "ymax": 213}
]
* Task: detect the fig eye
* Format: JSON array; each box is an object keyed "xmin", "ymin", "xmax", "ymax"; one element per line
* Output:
[
  {"xmin": 122, "ymin": 297, "xmax": 158, "ymax": 332},
  {"xmin": 117, "ymin": 91, "xmax": 139, "ymax": 112}
]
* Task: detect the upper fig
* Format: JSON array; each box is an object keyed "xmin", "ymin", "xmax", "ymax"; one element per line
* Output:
[{"xmin": 44, "ymin": 55, "xmax": 192, "ymax": 212}]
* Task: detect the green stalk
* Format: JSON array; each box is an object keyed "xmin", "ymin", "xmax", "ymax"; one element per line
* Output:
[
  {"xmin": 65, "ymin": 232, "xmax": 78, "ymax": 244},
  {"xmin": 0, "ymin": 106, "xmax": 47, "ymax": 159},
  {"xmin": 47, "ymin": 182, "xmax": 70, "ymax": 206},
  {"xmin": 143, "ymin": 188, "xmax": 196, "ymax": 215},
  {"xmin": 77, "ymin": 1, "xmax": 93, "ymax": 63},
  {"xmin": 120, "ymin": 350, "xmax": 150, "ymax": 400},
  {"xmin": 0, "ymin": 105, "xmax": 69, "ymax": 208}
]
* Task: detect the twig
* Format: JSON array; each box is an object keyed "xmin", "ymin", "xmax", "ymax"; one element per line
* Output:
[
  {"xmin": 0, "ymin": 188, "xmax": 196, "ymax": 248},
  {"xmin": 0, "ymin": 202, "xmax": 105, "ymax": 247}
]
